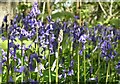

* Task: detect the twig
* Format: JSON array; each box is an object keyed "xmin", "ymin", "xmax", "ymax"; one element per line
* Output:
[
  {"xmin": 98, "ymin": 1, "xmax": 107, "ymax": 16},
  {"xmin": 47, "ymin": 0, "xmax": 51, "ymax": 15},
  {"xmin": 79, "ymin": 0, "xmax": 82, "ymax": 26},
  {"xmin": 103, "ymin": 11, "xmax": 119, "ymax": 24},
  {"xmin": 41, "ymin": 2, "xmax": 46, "ymax": 22},
  {"xmin": 110, "ymin": 0, "xmax": 113, "ymax": 16},
  {"xmin": 76, "ymin": 0, "xmax": 79, "ymax": 14}
]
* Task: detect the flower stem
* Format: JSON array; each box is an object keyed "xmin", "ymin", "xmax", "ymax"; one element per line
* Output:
[
  {"xmin": 0, "ymin": 46, "xmax": 1, "ymax": 83},
  {"xmin": 41, "ymin": 2, "xmax": 46, "ymax": 22},
  {"xmin": 0, "ymin": 74, "xmax": 1, "ymax": 83},
  {"xmin": 6, "ymin": 23, "xmax": 10, "ymax": 83},
  {"xmin": 48, "ymin": 51, "xmax": 51, "ymax": 83},
  {"xmin": 36, "ymin": 52, "xmax": 40, "ymax": 82},
  {"xmin": 36, "ymin": 25, "xmax": 39, "ymax": 82},
  {"xmin": 21, "ymin": 41, "xmax": 24, "ymax": 82},
  {"xmin": 56, "ymin": 43, "xmax": 60, "ymax": 83},
  {"xmin": 28, "ymin": 51, "xmax": 31, "ymax": 81},
  {"xmin": 97, "ymin": 51, "xmax": 100, "ymax": 83},
  {"xmin": 77, "ymin": 49, "xmax": 80, "ymax": 83},
  {"xmin": 13, "ymin": 68, "xmax": 16, "ymax": 83},
  {"xmin": 47, "ymin": 0, "xmax": 52, "ymax": 80},
  {"xmin": 13, "ymin": 47, "xmax": 16, "ymax": 83},
  {"xmin": 83, "ymin": 50, "xmax": 86, "ymax": 84},
  {"xmin": 47, "ymin": 0, "xmax": 51, "ymax": 15},
  {"xmin": 106, "ymin": 61, "xmax": 110, "ymax": 84},
  {"xmin": 0, "ymin": 50, "xmax": 2, "ymax": 83},
  {"xmin": 70, "ymin": 40, "xmax": 73, "ymax": 84}
]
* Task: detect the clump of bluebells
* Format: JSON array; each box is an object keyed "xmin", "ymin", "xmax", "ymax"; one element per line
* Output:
[{"xmin": 0, "ymin": 2, "xmax": 120, "ymax": 83}]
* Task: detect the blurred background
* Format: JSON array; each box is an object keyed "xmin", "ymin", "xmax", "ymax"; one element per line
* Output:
[{"xmin": 0, "ymin": 0, "xmax": 120, "ymax": 28}]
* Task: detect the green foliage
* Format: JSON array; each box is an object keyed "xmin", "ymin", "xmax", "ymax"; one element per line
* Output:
[
  {"xmin": 16, "ymin": 2, "xmax": 120, "ymax": 27},
  {"xmin": 0, "ymin": 39, "xmax": 8, "ymax": 51},
  {"xmin": 18, "ymin": 3, "xmax": 32, "ymax": 11},
  {"xmin": 51, "ymin": 11, "xmax": 74, "ymax": 21},
  {"xmin": 109, "ymin": 18, "xmax": 120, "ymax": 28}
]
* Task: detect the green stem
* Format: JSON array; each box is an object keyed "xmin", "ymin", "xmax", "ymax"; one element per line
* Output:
[
  {"xmin": 0, "ymin": 74, "xmax": 2, "ymax": 84},
  {"xmin": 36, "ymin": 25, "xmax": 39, "ymax": 82},
  {"xmin": 29, "ymin": 53, "xmax": 31, "ymax": 82},
  {"xmin": 98, "ymin": 51, "xmax": 100, "ymax": 82},
  {"xmin": 70, "ymin": 40, "xmax": 73, "ymax": 84},
  {"xmin": 36, "ymin": 63, "xmax": 39, "ymax": 81},
  {"xmin": 56, "ymin": 43, "xmax": 60, "ymax": 83},
  {"xmin": 0, "ymin": 47, "xmax": 2, "ymax": 83},
  {"xmin": 109, "ymin": 0, "xmax": 113, "ymax": 16},
  {"xmin": 41, "ymin": 50, "xmax": 46, "ymax": 83},
  {"xmin": 83, "ymin": 50, "xmax": 86, "ymax": 84},
  {"xmin": 36, "ymin": 26, "xmax": 39, "ymax": 82},
  {"xmin": 21, "ymin": 41, "xmax": 24, "ymax": 82},
  {"xmin": 76, "ymin": 0, "xmax": 79, "ymax": 14},
  {"xmin": 41, "ymin": 2, "xmax": 46, "ymax": 22},
  {"xmin": 79, "ymin": 0, "xmax": 82, "ymax": 26},
  {"xmin": 110, "ymin": 61, "xmax": 112, "ymax": 82},
  {"xmin": 48, "ymin": 51, "xmax": 51, "ymax": 83},
  {"xmin": 77, "ymin": 49, "xmax": 80, "ymax": 83},
  {"xmin": 0, "ymin": 71, "xmax": 1, "ymax": 83},
  {"xmin": 36, "ymin": 1, "xmax": 41, "ymax": 79},
  {"xmin": 47, "ymin": 39, "xmax": 51, "ymax": 83},
  {"xmin": 77, "ymin": 0, "xmax": 81, "ymax": 83},
  {"xmin": 13, "ymin": 70, "xmax": 16, "ymax": 83},
  {"xmin": 6, "ymin": 24, "xmax": 10, "ymax": 83},
  {"xmin": 47, "ymin": 0, "xmax": 51, "ymax": 15},
  {"xmin": 29, "ymin": 70, "xmax": 31, "ymax": 81},
  {"xmin": 106, "ymin": 62, "xmax": 110, "ymax": 84},
  {"xmin": 36, "ymin": 2, "xmax": 45, "ymax": 82},
  {"xmin": 27, "ymin": 46, "xmax": 31, "ymax": 82},
  {"xmin": 13, "ymin": 48, "xmax": 16, "ymax": 83}
]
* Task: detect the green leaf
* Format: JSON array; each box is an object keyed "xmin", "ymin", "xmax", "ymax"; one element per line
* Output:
[
  {"xmin": 51, "ymin": 11, "xmax": 74, "ymax": 20},
  {"xmin": 16, "ymin": 75, "xmax": 22, "ymax": 81},
  {"xmin": 0, "ymin": 39, "xmax": 8, "ymax": 51},
  {"xmin": 37, "ymin": 14, "xmax": 48, "ymax": 20},
  {"xmin": 109, "ymin": 19, "xmax": 120, "ymax": 28},
  {"xmin": 18, "ymin": 4, "xmax": 29, "ymax": 11}
]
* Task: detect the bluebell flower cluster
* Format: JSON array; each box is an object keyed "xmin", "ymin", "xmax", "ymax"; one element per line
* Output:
[{"xmin": 1, "ymin": 1, "xmax": 120, "ymax": 83}]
